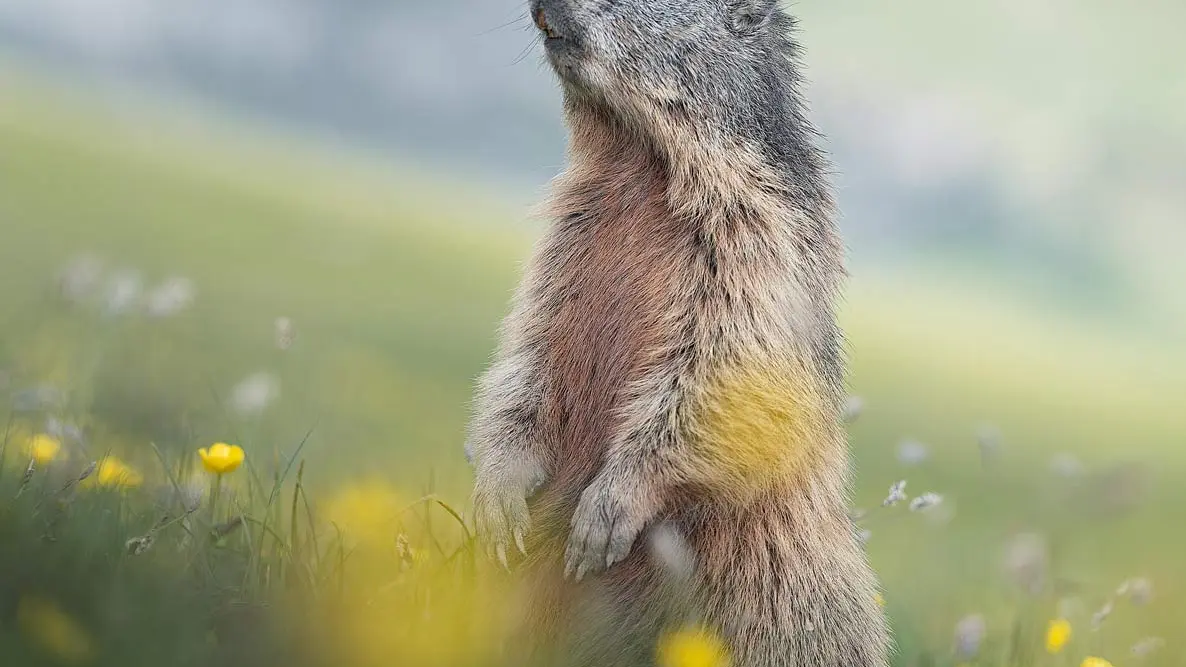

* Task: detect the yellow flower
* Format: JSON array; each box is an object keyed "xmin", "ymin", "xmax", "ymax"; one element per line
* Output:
[
  {"xmin": 91, "ymin": 456, "xmax": 143, "ymax": 488},
  {"xmin": 322, "ymin": 480, "xmax": 401, "ymax": 546},
  {"xmin": 1081, "ymin": 658, "xmax": 1114, "ymax": 667},
  {"xmin": 874, "ymin": 593, "xmax": 886, "ymax": 608},
  {"xmin": 198, "ymin": 443, "xmax": 245, "ymax": 474},
  {"xmin": 658, "ymin": 627, "xmax": 731, "ymax": 667},
  {"xmin": 27, "ymin": 434, "xmax": 62, "ymax": 465},
  {"xmin": 17, "ymin": 595, "xmax": 95, "ymax": 664},
  {"xmin": 1046, "ymin": 618, "xmax": 1072, "ymax": 654}
]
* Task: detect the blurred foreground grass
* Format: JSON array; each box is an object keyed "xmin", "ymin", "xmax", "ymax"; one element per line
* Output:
[{"xmin": 0, "ymin": 68, "xmax": 1183, "ymax": 666}]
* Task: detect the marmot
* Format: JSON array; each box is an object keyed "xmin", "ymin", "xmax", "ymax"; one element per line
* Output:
[{"xmin": 467, "ymin": 0, "xmax": 890, "ymax": 665}]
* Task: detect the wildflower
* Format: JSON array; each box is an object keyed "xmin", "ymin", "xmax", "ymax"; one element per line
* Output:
[
  {"xmin": 1091, "ymin": 600, "xmax": 1113, "ymax": 631},
  {"xmin": 17, "ymin": 595, "xmax": 95, "ymax": 664},
  {"xmin": 1081, "ymin": 657, "xmax": 1114, "ymax": 667},
  {"xmin": 12, "ymin": 385, "xmax": 66, "ymax": 413},
  {"xmin": 841, "ymin": 396, "xmax": 864, "ymax": 423},
  {"xmin": 1003, "ymin": 532, "xmax": 1048, "ymax": 595},
  {"xmin": 322, "ymin": 480, "xmax": 401, "ymax": 546},
  {"xmin": 229, "ymin": 372, "xmax": 280, "ymax": 415},
  {"xmin": 45, "ymin": 418, "xmax": 84, "ymax": 445},
  {"xmin": 1050, "ymin": 453, "xmax": 1084, "ymax": 478},
  {"xmin": 58, "ymin": 254, "xmax": 104, "ymax": 303},
  {"xmin": 657, "ymin": 627, "xmax": 731, "ymax": 667},
  {"xmin": 1057, "ymin": 597, "xmax": 1085, "ymax": 619},
  {"xmin": 882, "ymin": 480, "xmax": 907, "ymax": 507},
  {"xmin": 27, "ymin": 434, "xmax": 62, "ymax": 465},
  {"xmin": 874, "ymin": 593, "xmax": 885, "ymax": 608},
  {"xmin": 953, "ymin": 615, "xmax": 986, "ymax": 660},
  {"xmin": 1131, "ymin": 637, "xmax": 1164, "ymax": 658},
  {"xmin": 1117, "ymin": 577, "xmax": 1153, "ymax": 606},
  {"xmin": 91, "ymin": 457, "xmax": 143, "ymax": 488},
  {"xmin": 145, "ymin": 277, "xmax": 195, "ymax": 317},
  {"xmin": 896, "ymin": 438, "xmax": 929, "ymax": 466},
  {"xmin": 274, "ymin": 316, "xmax": 296, "ymax": 350},
  {"xmin": 1045, "ymin": 618, "xmax": 1072, "ymax": 653},
  {"xmin": 103, "ymin": 269, "xmax": 142, "ymax": 315},
  {"xmin": 909, "ymin": 492, "xmax": 943, "ymax": 512},
  {"xmin": 976, "ymin": 424, "xmax": 1001, "ymax": 451},
  {"xmin": 198, "ymin": 443, "xmax": 245, "ymax": 475}
]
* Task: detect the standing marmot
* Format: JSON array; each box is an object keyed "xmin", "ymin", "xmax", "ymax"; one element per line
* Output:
[{"xmin": 467, "ymin": 0, "xmax": 890, "ymax": 665}]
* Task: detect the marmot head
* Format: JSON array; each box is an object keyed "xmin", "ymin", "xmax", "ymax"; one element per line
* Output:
[
  {"xmin": 530, "ymin": 0, "xmax": 823, "ymax": 201},
  {"xmin": 531, "ymin": 0, "xmax": 799, "ymax": 132}
]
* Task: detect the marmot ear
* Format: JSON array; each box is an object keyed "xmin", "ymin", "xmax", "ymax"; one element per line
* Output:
[{"xmin": 728, "ymin": 0, "xmax": 775, "ymax": 34}]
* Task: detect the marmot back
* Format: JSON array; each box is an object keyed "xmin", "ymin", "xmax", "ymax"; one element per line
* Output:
[{"xmin": 466, "ymin": 1, "xmax": 891, "ymax": 665}]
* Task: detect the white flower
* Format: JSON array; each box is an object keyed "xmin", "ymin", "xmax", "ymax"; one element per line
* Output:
[
  {"xmin": 882, "ymin": 480, "xmax": 908, "ymax": 507},
  {"xmin": 1131, "ymin": 637, "xmax": 1165, "ymax": 658},
  {"xmin": 58, "ymin": 254, "xmax": 104, "ymax": 302},
  {"xmin": 1003, "ymin": 532, "xmax": 1048, "ymax": 595},
  {"xmin": 229, "ymin": 372, "xmax": 280, "ymax": 416},
  {"xmin": 145, "ymin": 277, "xmax": 195, "ymax": 317},
  {"xmin": 1091, "ymin": 600, "xmax": 1114, "ymax": 630},
  {"xmin": 1116, "ymin": 577, "xmax": 1153, "ymax": 606},
  {"xmin": 1050, "ymin": 453, "xmax": 1084, "ymax": 478},
  {"xmin": 909, "ymin": 492, "xmax": 943, "ymax": 513},
  {"xmin": 896, "ymin": 438, "xmax": 929, "ymax": 466},
  {"xmin": 274, "ymin": 317, "xmax": 296, "ymax": 350},
  {"xmin": 841, "ymin": 396, "xmax": 865, "ymax": 423},
  {"xmin": 976, "ymin": 424, "xmax": 1002, "ymax": 458},
  {"xmin": 954, "ymin": 614, "xmax": 986, "ymax": 659},
  {"xmin": 103, "ymin": 269, "xmax": 143, "ymax": 315}
]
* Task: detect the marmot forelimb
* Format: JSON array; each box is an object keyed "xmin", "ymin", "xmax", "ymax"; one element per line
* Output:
[{"xmin": 467, "ymin": 1, "xmax": 890, "ymax": 665}]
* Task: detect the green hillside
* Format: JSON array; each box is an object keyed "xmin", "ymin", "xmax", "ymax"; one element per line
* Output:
[{"xmin": 1, "ymin": 68, "xmax": 1183, "ymax": 665}]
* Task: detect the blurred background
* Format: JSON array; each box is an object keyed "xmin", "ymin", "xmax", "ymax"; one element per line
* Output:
[{"xmin": 0, "ymin": 1, "xmax": 1183, "ymax": 665}]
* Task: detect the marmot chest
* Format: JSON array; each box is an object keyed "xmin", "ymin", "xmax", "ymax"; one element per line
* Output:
[{"xmin": 541, "ymin": 208, "xmax": 689, "ymax": 457}]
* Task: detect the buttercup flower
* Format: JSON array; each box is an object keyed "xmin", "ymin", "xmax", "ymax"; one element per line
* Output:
[
  {"xmin": 1081, "ymin": 657, "xmax": 1114, "ymax": 667},
  {"xmin": 92, "ymin": 457, "xmax": 143, "ymax": 488},
  {"xmin": 874, "ymin": 593, "xmax": 886, "ymax": 608},
  {"xmin": 199, "ymin": 443, "xmax": 245, "ymax": 474},
  {"xmin": 17, "ymin": 596, "xmax": 95, "ymax": 664},
  {"xmin": 1046, "ymin": 618, "xmax": 1072, "ymax": 653},
  {"xmin": 27, "ymin": 434, "xmax": 62, "ymax": 465},
  {"xmin": 658, "ymin": 627, "xmax": 730, "ymax": 667}
]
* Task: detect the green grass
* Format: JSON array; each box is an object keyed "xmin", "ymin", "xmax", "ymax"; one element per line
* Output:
[{"xmin": 1, "ymin": 67, "xmax": 1184, "ymax": 666}]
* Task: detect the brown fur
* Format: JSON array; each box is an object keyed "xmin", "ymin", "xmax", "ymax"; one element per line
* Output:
[{"xmin": 467, "ymin": 5, "xmax": 890, "ymax": 665}]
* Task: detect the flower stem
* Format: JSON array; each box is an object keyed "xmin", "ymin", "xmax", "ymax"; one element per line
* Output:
[{"xmin": 209, "ymin": 474, "xmax": 223, "ymax": 526}]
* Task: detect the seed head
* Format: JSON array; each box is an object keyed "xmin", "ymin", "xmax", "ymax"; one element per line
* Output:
[
  {"xmin": 882, "ymin": 480, "xmax": 908, "ymax": 507},
  {"xmin": 125, "ymin": 535, "xmax": 155, "ymax": 556},
  {"xmin": 909, "ymin": 492, "xmax": 943, "ymax": 513}
]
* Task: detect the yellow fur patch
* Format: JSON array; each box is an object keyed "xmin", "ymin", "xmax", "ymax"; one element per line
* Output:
[{"xmin": 688, "ymin": 359, "xmax": 834, "ymax": 499}]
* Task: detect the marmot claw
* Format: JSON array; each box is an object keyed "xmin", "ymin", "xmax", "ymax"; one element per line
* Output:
[{"xmin": 563, "ymin": 476, "xmax": 647, "ymax": 581}]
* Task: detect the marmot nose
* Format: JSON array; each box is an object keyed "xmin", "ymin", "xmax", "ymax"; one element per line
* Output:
[{"xmin": 532, "ymin": 1, "xmax": 565, "ymax": 40}]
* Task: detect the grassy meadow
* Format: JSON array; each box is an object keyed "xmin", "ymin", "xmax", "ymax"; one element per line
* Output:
[{"xmin": 1, "ymin": 69, "xmax": 1184, "ymax": 667}]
